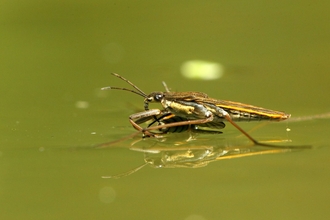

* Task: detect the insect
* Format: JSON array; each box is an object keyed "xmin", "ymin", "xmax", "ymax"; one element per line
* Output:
[{"xmin": 102, "ymin": 73, "xmax": 302, "ymax": 148}]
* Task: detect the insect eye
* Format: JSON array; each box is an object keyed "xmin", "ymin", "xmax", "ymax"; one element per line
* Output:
[{"xmin": 155, "ymin": 94, "xmax": 163, "ymax": 101}]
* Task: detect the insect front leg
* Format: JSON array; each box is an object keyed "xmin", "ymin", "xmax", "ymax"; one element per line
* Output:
[
  {"xmin": 129, "ymin": 109, "xmax": 165, "ymax": 137},
  {"xmin": 143, "ymin": 101, "xmax": 216, "ymax": 133},
  {"xmin": 142, "ymin": 116, "xmax": 214, "ymax": 135}
]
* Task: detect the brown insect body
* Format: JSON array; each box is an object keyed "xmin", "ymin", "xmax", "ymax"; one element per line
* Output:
[
  {"xmin": 102, "ymin": 73, "xmax": 307, "ymax": 148},
  {"xmin": 144, "ymin": 91, "xmax": 290, "ymax": 123}
]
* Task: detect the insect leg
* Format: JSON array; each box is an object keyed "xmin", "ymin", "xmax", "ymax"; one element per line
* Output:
[
  {"xmin": 143, "ymin": 114, "xmax": 214, "ymax": 132},
  {"xmin": 217, "ymin": 108, "xmax": 310, "ymax": 148},
  {"xmin": 220, "ymin": 110, "xmax": 260, "ymax": 144},
  {"xmin": 129, "ymin": 109, "xmax": 164, "ymax": 137}
]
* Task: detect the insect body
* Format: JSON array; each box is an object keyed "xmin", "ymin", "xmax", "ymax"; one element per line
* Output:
[
  {"xmin": 102, "ymin": 73, "xmax": 293, "ymax": 147},
  {"xmin": 144, "ymin": 91, "xmax": 290, "ymax": 122}
]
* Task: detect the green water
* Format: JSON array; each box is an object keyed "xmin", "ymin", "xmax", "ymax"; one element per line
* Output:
[{"xmin": 1, "ymin": 1, "xmax": 330, "ymax": 219}]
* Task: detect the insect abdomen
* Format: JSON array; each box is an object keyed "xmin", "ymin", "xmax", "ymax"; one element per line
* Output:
[{"xmin": 227, "ymin": 109, "xmax": 288, "ymax": 121}]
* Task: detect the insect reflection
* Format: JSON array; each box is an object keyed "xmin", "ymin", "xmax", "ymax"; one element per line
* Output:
[{"xmin": 101, "ymin": 137, "xmax": 296, "ymax": 179}]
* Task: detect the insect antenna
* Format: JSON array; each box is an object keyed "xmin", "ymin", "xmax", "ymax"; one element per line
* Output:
[
  {"xmin": 101, "ymin": 73, "xmax": 148, "ymax": 98},
  {"xmin": 162, "ymin": 81, "xmax": 170, "ymax": 92}
]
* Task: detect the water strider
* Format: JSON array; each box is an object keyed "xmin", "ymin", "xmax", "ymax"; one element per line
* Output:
[{"xmin": 101, "ymin": 73, "xmax": 310, "ymax": 149}]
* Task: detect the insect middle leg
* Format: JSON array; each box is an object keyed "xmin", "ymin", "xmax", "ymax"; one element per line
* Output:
[
  {"xmin": 142, "ymin": 114, "xmax": 215, "ymax": 134},
  {"xmin": 129, "ymin": 109, "xmax": 216, "ymax": 137}
]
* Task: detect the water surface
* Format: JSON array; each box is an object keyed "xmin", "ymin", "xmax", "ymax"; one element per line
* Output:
[{"xmin": 1, "ymin": 1, "xmax": 330, "ymax": 219}]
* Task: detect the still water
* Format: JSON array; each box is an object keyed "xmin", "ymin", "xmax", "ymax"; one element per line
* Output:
[{"xmin": 1, "ymin": 1, "xmax": 330, "ymax": 219}]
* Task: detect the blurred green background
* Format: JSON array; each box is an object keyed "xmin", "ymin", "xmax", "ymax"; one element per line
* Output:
[{"xmin": 1, "ymin": 1, "xmax": 330, "ymax": 219}]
